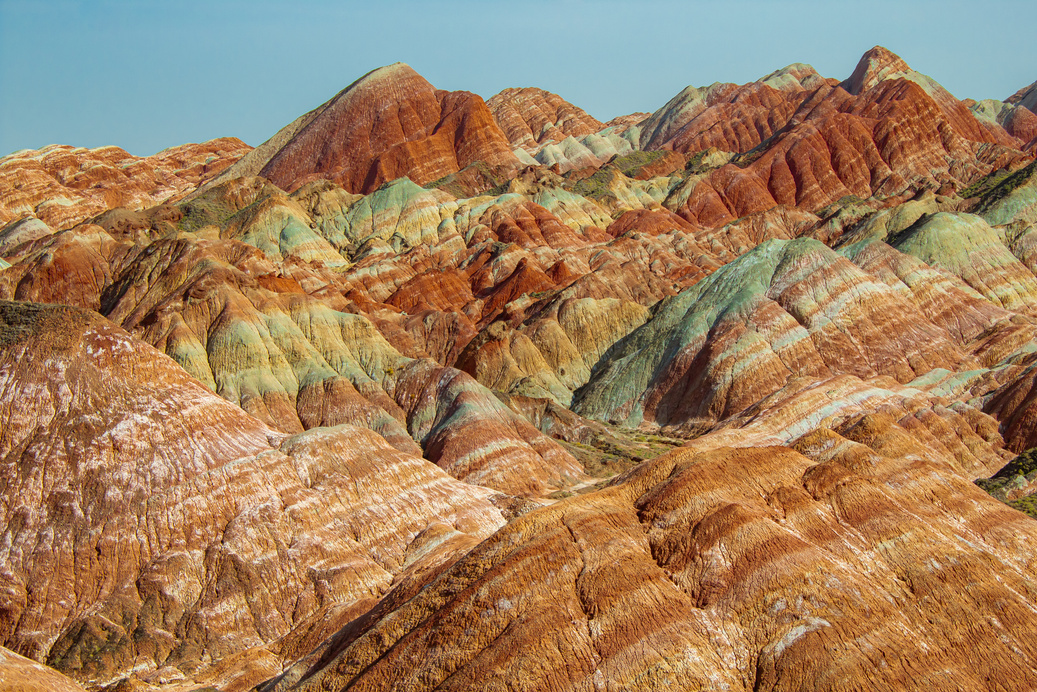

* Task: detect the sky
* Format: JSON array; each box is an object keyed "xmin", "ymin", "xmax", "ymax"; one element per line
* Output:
[{"xmin": 1, "ymin": 0, "xmax": 1035, "ymax": 157}]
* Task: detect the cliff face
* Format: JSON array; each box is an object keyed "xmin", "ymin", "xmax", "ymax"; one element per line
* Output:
[{"xmin": 1, "ymin": 50, "xmax": 1037, "ymax": 690}]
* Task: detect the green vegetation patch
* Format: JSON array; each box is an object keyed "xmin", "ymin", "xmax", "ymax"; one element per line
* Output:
[
  {"xmin": 958, "ymin": 169, "xmax": 1015, "ymax": 201},
  {"xmin": 992, "ymin": 447, "xmax": 1037, "ymax": 479},
  {"xmin": 975, "ymin": 447, "xmax": 1037, "ymax": 518},
  {"xmin": 177, "ymin": 195, "xmax": 237, "ymax": 233},
  {"xmin": 0, "ymin": 301, "xmax": 88, "ymax": 350},
  {"xmin": 972, "ymin": 161, "xmax": 1037, "ymax": 215},
  {"xmin": 572, "ymin": 168, "xmax": 618, "ymax": 200},
  {"xmin": 424, "ymin": 161, "xmax": 510, "ymax": 198},
  {"xmin": 610, "ymin": 150, "xmax": 668, "ymax": 178},
  {"xmin": 1008, "ymin": 495, "xmax": 1037, "ymax": 519}
]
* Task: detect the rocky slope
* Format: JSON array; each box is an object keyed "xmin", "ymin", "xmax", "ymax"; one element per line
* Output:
[
  {"xmin": 212, "ymin": 63, "xmax": 520, "ymax": 195},
  {"xmin": 263, "ymin": 440, "xmax": 1037, "ymax": 691},
  {"xmin": 487, "ymin": 87, "xmax": 605, "ymax": 151},
  {"xmin": 0, "ymin": 301, "xmax": 507, "ymax": 689},
  {"xmin": 0, "ymin": 138, "xmax": 250, "ymax": 230},
  {"xmin": 1, "ymin": 48, "xmax": 1037, "ymax": 690}
]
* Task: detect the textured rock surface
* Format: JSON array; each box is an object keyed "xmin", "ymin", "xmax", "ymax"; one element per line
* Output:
[
  {"xmin": 0, "ymin": 139, "xmax": 250, "ymax": 230},
  {"xmin": 263, "ymin": 441, "xmax": 1037, "ymax": 691},
  {"xmin": 0, "ymin": 301, "xmax": 506, "ymax": 689},
  {"xmin": 575, "ymin": 238, "xmax": 976, "ymax": 432},
  {"xmin": 487, "ymin": 87, "xmax": 605, "ymax": 151},
  {"xmin": 642, "ymin": 48, "xmax": 1029, "ymax": 228},
  {"xmin": 0, "ymin": 647, "xmax": 86, "ymax": 692},
  {"xmin": 1007, "ymin": 79, "xmax": 1037, "ymax": 114},
  {"xmin": 3, "ymin": 47, "xmax": 1037, "ymax": 691},
  {"xmin": 217, "ymin": 64, "xmax": 520, "ymax": 194}
]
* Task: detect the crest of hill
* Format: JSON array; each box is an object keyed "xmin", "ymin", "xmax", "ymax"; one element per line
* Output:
[
  {"xmin": 487, "ymin": 86, "xmax": 606, "ymax": 150},
  {"xmin": 1008, "ymin": 79, "xmax": 1037, "ymax": 114},
  {"xmin": 209, "ymin": 63, "xmax": 520, "ymax": 195}
]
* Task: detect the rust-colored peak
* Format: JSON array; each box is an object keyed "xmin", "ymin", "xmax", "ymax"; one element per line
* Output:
[{"xmin": 841, "ymin": 45, "xmax": 912, "ymax": 95}]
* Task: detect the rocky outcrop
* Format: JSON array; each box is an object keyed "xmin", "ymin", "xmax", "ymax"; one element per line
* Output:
[
  {"xmin": 575, "ymin": 238, "xmax": 977, "ymax": 433},
  {"xmin": 487, "ymin": 87, "xmax": 605, "ymax": 150},
  {"xmin": 642, "ymin": 48, "xmax": 1031, "ymax": 227},
  {"xmin": 216, "ymin": 64, "xmax": 520, "ymax": 194},
  {"xmin": 1007, "ymin": 78, "xmax": 1037, "ymax": 113},
  {"xmin": 0, "ymin": 301, "xmax": 506, "ymax": 688},
  {"xmin": 4, "ymin": 48, "xmax": 1037, "ymax": 692},
  {"xmin": 262, "ymin": 440, "xmax": 1037, "ymax": 691},
  {"xmin": 0, "ymin": 647, "xmax": 86, "ymax": 692},
  {"xmin": 0, "ymin": 138, "xmax": 249, "ymax": 229}
]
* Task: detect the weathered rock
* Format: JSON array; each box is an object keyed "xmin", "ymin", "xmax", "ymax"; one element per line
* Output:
[
  {"xmin": 487, "ymin": 87, "xmax": 605, "ymax": 150},
  {"xmin": 219, "ymin": 64, "xmax": 520, "ymax": 194},
  {"xmin": 0, "ymin": 139, "xmax": 249, "ymax": 230},
  {"xmin": 262, "ymin": 440, "xmax": 1037, "ymax": 691},
  {"xmin": 0, "ymin": 301, "xmax": 505, "ymax": 688},
  {"xmin": 576, "ymin": 238, "xmax": 975, "ymax": 432},
  {"xmin": 0, "ymin": 647, "xmax": 86, "ymax": 692}
]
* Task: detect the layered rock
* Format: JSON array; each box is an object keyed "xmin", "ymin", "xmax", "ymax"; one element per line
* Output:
[
  {"xmin": 262, "ymin": 440, "xmax": 1037, "ymax": 691},
  {"xmin": 642, "ymin": 48, "xmax": 1030, "ymax": 227},
  {"xmin": 4, "ymin": 48, "xmax": 1037, "ymax": 692},
  {"xmin": 575, "ymin": 238, "xmax": 976, "ymax": 433},
  {"xmin": 0, "ymin": 194, "xmax": 585, "ymax": 496},
  {"xmin": 0, "ymin": 138, "xmax": 250, "ymax": 229},
  {"xmin": 0, "ymin": 301, "xmax": 506, "ymax": 689},
  {"xmin": 214, "ymin": 63, "xmax": 520, "ymax": 194},
  {"xmin": 0, "ymin": 647, "xmax": 86, "ymax": 692},
  {"xmin": 1007, "ymin": 78, "xmax": 1037, "ymax": 113},
  {"xmin": 487, "ymin": 87, "xmax": 605, "ymax": 150}
]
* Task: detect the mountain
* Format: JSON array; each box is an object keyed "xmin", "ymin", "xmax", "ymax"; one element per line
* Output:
[
  {"xmin": 263, "ymin": 441, "xmax": 1037, "ymax": 691},
  {"xmin": 0, "ymin": 301, "xmax": 506, "ymax": 688},
  {"xmin": 212, "ymin": 63, "xmax": 521, "ymax": 195},
  {"xmin": 0, "ymin": 49, "xmax": 1036, "ymax": 690},
  {"xmin": 1007, "ymin": 78, "xmax": 1037, "ymax": 113},
  {"xmin": 0, "ymin": 138, "xmax": 249, "ymax": 230},
  {"xmin": 487, "ymin": 87, "xmax": 606, "ymax": 150}
]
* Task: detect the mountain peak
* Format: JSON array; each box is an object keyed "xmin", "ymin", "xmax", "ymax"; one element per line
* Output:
[{"xmin": 841, "ymin": 45, "xmax": 912, "ymax": 95}]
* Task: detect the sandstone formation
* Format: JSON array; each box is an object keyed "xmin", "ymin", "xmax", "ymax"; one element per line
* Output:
[
  {"xmin": 0, "ymin": 647, "xmax": 86, "ymax": 692},
  {"xmin": 263, "ymin": 441, "xmax": 1037, "ymax": 691},
  {"xmin": 1007, "ymin": 78, "xmax": 1037, "ymax": 113},
  {"xmin": 0, "ymin": 138, "xmax": 250, "ymax": 230},
  {"xmin": 0, "ymin": 301, "xmax": 506, "ymax": 689},
  {"xmin": 640, "ymin": 48, "xmax": 1030, "ymax": 227},
  {"xmin": 1, "ymin": 47, "xmax": 1037, "ymax": 691},
  {"xmin": 487, "ymin": 87, "xmax": 605, "ymax": 151},
  {"xmin": 214, "ymin": 64, "xmax": 521, "ymax": 195}
]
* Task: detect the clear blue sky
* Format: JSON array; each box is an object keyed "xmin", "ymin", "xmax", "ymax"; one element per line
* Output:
[{"xmin": 1, "ymin": 0, "xmax": 1034, "ymax": 157}]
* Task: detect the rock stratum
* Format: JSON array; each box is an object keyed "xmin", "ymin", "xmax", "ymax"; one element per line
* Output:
[{"xmin": 2, "ymin": 47, "xmax": 1037, "ymax": 690}]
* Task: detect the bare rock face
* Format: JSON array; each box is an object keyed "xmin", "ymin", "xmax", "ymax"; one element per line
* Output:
[
  {"xmin": 4, "ymin": 48, "xmax": 1037, "ymax": 692},
  {"xmin": 0, "ymin": 301, "xmax": 505, "ymax": 688},
  {"xmin": 222, "ymin": 64, "xmax": 520, "ymax": 194},
  {"xmin": 262, "ymin": 440, "xmax": 1037, "ymax": 691},
  {"xmin": 0, "ymin": 138, "xmax": 250, "ymax": 230},
  {"xmin": 643, "ymin": 47, "xmax": 1029, "ymax": 227},
  {"xmin": 575, "ymin": 237, "xmax": 976, "ymax": 433},
  {"xmin": 487, "ymin": 87, "xmax": 605, "ymax": 150}
]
